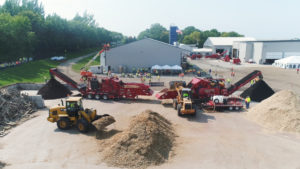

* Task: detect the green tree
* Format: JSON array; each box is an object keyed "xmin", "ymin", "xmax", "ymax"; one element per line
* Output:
[
  {"xmin": 221, "ymin": 31, "xmax": 243, "ymax": 37},
  {"xmin": 0, "ymin": 13, "xmax": 36, "ymax": 62},
  {"xmin": 138, "ymin": 23, "xmax": 169, "ymax": 43}
]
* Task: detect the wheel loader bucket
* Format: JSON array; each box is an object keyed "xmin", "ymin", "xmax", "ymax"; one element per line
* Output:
[{"xmin": 92, "ymin": 115, "xmax": 116, "ymax": 131}]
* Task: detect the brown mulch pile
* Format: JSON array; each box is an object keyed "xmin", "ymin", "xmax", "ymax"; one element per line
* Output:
[
  {"xmin": 248, "ymin": 90, "xmax": 300, "ymax": 133},
  {"xmin": 0, "ymin": 88, "xmax": 36, "ymax": 137},
  {"xmin": 93, "ymin": 115, "xmax": 116, "ymax": 131},
  {"xmin": 99, "ymin": 110, "xmax": 175, "ymax": 169}
]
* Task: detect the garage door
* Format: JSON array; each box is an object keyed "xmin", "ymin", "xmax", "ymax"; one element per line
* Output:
[{"xmin": 266, "ymin": 52, "xmax": 283, "ymax": 59}]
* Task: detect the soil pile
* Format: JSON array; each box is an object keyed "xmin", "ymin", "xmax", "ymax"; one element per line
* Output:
[
  {"xmin": 0, "ymin": 88, "xmax": 36, "ymax": 136},
  {"xmin": 247, "ymin": 90, "xmax": 300, "ymax": 133},
  {"xmin": 38, "ymin": 78, "xmax": 72, "ymax": 99},
  {"xmin": 99, "ymin": 110, "xmax": 175, "ymax": 169},
  {"xmin": 240, "ymin": 80, "xmax": 274, "ymax": 102}
]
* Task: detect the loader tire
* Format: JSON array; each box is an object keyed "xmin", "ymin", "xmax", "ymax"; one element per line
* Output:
[
  {"xmin": 87, "ymin": 94, "xmax": 94, "ymax": 99},
  {"xmin": 177, "ymin": 104, "xmax": 182, "ymax": 116},
  {"xmin": 57, "ymin": 118, "xmax": 70, "ymax": 130},
  {"xmin": 77, "ymin": 119, "xmax": 89, "ymax": 133},
  {"xmin": 102, "ymin": 95, "xmax": 108, "ymax": 100},
  {"xmin": 95, "ymin": 94, "xmax": 101, "ymax": 100}
]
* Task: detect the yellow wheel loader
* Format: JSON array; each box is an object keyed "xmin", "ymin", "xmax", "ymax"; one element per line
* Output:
[
  {"xmin": 172, "ymin": 84, "xmax": 196, "ymax": 116},
  {"xmin": 47, "ymin": 97, "xmax": 115, "ymax": 133}
]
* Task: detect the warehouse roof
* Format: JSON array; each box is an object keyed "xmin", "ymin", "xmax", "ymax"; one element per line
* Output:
[
  {"xmin": 204, "ymin": 37, "xmax": 256, "ymax": 47},
  {"xmin": 237, "ymin": 39, "xmax": 300, "ymax": 43},
  {"xmin": 112, "ymin": 38, "xmax": 189, "ymax": 52}
]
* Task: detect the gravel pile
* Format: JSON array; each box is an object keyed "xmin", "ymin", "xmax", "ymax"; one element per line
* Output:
[
  {"xmin": 240, "ymin": 80, "xmax": 274, "ymax": 102},
  {"xmin": 0, "ymin": 88, "xmax": 36, "ymax": 136},
  {"xmin": 99, "ymin": 110, "xmax": 175, "ymax": 169},
  {"xmin": 38, "ymin": 78, "xmax": 72, "ymax": 99},
  {"xmin": 247, "ymin": 90, "xmax": 300, "ymax": 133}
]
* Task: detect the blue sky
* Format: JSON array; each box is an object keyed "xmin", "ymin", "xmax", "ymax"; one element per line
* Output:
[{"xmin": 1, "ymin": 0, "xmax": 299, "ymax": 39}]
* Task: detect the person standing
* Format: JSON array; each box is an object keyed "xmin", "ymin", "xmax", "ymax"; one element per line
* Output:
[
  {"xmin": 297, "ymin": 68, "xmax": 299, "ymax": 74},
  {"xmin": 226, "ymin": 78, "xmax": 231, "ymax": 88},
  {"xmin": 250, "ymin": 79, "xmax": 254, "ymax": 86},
  {"xmin": 245, "ymin": 96, "xmax": 251, "ymax": 109}
]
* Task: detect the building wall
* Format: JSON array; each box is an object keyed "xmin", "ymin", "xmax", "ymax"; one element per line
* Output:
[
  {"xmin": 236, "ymin": 41, "xmax": 300, "ymax": 64},
  {"xmin": 235, "ymin": 42, "xmax": 254, "ymax": 62},
  {"xmin": 253, "ymin": 42, "xmax": 264, "ymax": 64},
  {"xmin": 105, "ymin": 39, "xmax": 183, "ymax": 73},
  {"xmin": 261, "ymin": 42, "xmax": 300, "ymax": 63}
]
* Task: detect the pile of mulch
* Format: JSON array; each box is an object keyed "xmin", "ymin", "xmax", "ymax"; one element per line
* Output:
[
  {"xmin": 38, "ymin": 78, "xmax": 72, "ymax": 99},
  {"xmin": 240, "ymin": 80, "xmax": 274, "ymax": 102},
  {"xmin": 0, "ymin": 88, "xmax": 36, "ymax": 136},
  {"xmin": 247, "ymin": 90, "xmax": 300, "ymax": 133},
  {"xmin": 92, "ymin": 115, "xmax": 116, "ymax": 131},
  {"xmin": 99, "ymin": 110, "xmax": 175, "ymax": 169}
]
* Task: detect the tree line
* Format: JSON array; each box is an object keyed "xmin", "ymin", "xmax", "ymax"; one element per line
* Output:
[
  {"xmin": 0, "ymin": 0, "xmax": 124, "ymax": 63},
  {"xmin": 137, "ymin": 24, "xmax": 244, "ymax": 47},
  {"xmin": 0, "ymin": 0, "xmax": 244, "ymax": 63}
]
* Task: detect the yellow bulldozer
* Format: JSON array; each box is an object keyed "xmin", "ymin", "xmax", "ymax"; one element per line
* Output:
[
  {"xmin": 172, "ymin": 84, "xmax": 196, "ymax": 116},
  {"xmin": 47, "ymin": 97, "xmax": 115, "ymax": 133}
]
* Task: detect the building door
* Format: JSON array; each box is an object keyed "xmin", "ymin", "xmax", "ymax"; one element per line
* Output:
[
  {"xmin": 232, "ymin": 49, "xmax": 238, "ymax": 58},
  {"xmin": 216, "ymin": 49, "xmax": 224, "ymax": 54}
]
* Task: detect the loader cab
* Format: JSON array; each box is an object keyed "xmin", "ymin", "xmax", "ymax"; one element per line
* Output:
[
  {"xmin": 181, "ymin": 88, "xmax": 191, "ymax": 99},
  {"xmin": 66, "ymin": 97, "xmax": 83, "ymax": 116}
]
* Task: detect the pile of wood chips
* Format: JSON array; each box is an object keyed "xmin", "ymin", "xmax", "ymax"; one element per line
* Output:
[
  {"xmin": 99, "ymin": 110, "xmax": 175, "ymax": 169},
  {"xmin": 0, "ymin": 88, "xmax": 36, "ymax": 136}
]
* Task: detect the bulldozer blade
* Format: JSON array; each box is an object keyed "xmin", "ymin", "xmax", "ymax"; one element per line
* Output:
[{"xmin": 92, "ymin": 115, "xmax": 116, "ymax": 131}]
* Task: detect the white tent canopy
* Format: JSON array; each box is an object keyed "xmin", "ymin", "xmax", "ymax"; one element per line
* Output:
[
  {"xmin": 151, "ymin": 65, "xmax": 162, "ymax": 70},
  {"xmin": 273, "ymin": 56, "xmax": 300, "ymax": 69},
  {"xmin": 171, "ymin": 65, "xmax": 182, "ymax": 70},
  {"xmin": 161, "ymin": 65, "xmax": 172, "ymax": 70}
]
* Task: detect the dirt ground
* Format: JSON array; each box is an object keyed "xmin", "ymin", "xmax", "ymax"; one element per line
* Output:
[
  {"xmin": 1, "ymin": 58, "xmax": 300, "ymax": 169},
  {"xmin": 1, "ymin": 95, "xmax": 300, "ymax": 169}
]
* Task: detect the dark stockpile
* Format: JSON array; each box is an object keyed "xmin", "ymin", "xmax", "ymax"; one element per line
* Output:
[
  {"xmin": 0, "ymin": 88, "xmax": 36, "ymax": 136},
  {"xmin": 0, "ymin": 161, "xmax": 6, "ymax": 169},
  {"xmin": 240, "ymin": 80, "xmax": 274, "ymax": 102},
  {"xmin": 99, "ymin": 110, "xmax": 175, "ymax": 169},
  {"xmin": 38, "ymin": 78, "xmax": 72, "ymax": 99}
]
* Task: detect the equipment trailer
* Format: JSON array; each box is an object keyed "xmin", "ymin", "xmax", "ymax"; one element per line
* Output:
[
  {"xmin": 49, "ymin": 68, "xmax": 153, "ymax": 100},
  {"xmin": 156, "ymin": 70, "xmax": 263, "ymax": 115}
]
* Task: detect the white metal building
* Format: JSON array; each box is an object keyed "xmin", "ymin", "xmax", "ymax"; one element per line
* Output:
[
  {"xmin": 101, "ymin": 38, "xmax": 187, "ymax": 73},
  {"xmin": 203, "ymin": 37, "xmax": 256, "ymax": 55},
  {"xmin": 233, "ymin": 40, "xmax": 300, "ymax": 64}
]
